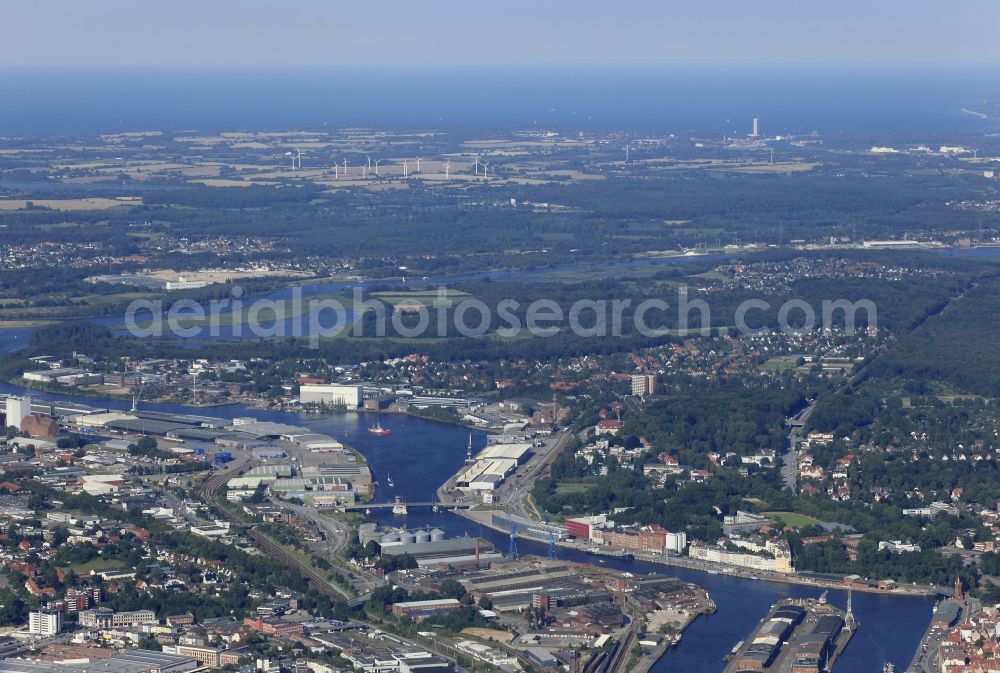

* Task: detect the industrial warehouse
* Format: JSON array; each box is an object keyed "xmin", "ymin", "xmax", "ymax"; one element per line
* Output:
[
  {"xmin": 453, "ymin": 442, "xmax": 531, "ymax": 498},
  {"xmin": 457, "ymin": 561, "xmax": 614, "ymax": 613},
  {"xmin": 4, "ymin": 395, "xmax": 377, "ymax": 504},
  {"xmin": 725, "ymin": 598, "xmax": 854, "ymax": 673},
  {"xmin": 490, "ymin": 512, "xmax": 569, "ymax": 543},
  {"xmin": 0, "ymin": 649, "xmax": 199, "ymax": 673},
  {"xmin": 375, "ymin": 528, "xmax": 501, "ymax": 568}
]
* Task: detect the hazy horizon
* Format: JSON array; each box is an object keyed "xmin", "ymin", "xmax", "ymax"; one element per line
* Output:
[{"xmin": 2, "ymin": 0, "xmax": 999, "ymax": 66}]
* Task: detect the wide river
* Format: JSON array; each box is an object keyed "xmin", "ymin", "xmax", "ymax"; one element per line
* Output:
[{"xmin": 0, "ymin": 379, "xmax": 932, "ymax": 672}]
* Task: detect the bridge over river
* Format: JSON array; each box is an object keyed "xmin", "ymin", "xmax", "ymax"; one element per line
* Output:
[{"xmin": 342, "ymin": 501, "xmax": 473, "ymax": 512}]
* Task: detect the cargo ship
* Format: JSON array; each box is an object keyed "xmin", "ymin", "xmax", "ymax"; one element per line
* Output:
[
  {"xmin": 584, "ymin": 546, "xmax": 634, "ymax": 560},
  {"xmin": 724, "ymin": 595, "xmax": 856, "ymax": 673}
]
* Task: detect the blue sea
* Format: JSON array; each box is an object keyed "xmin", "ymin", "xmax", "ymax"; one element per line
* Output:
[{"xmin": 0, "ymin": 64, "xmax": 997, "ymax": 137}]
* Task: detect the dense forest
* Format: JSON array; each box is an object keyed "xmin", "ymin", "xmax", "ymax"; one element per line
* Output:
[{"xmin": 626, "ymin": 380, "xmax": 807, "ymax": 459}]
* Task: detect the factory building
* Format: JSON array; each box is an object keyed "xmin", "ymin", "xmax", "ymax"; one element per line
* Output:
[
  {"xmin": 733, "ymin": 604, "xmax": 804, "ymax": 672},
  {"xmin": 269, "ymin": 476, "xmax": 356, "ymax": 505},
  {"xmin": 454, "ymin": 443, "xmax": 531, "ymax": 496},
  {"xmin": 74, "ymin": 411, "xmax": 138, "ymax": 429},
  {"xmin": 791, "ymin": 615, "xmax": 843, "ymax": 673},
  {"xmin": 21, "ymin": 413, "xmax": 59, "ymax": 438},
  {"xmin": 491, "ymin": 512, "xmax": 568, "ymax": 542},
  {"xmin": 301, "ymin": 464, "xmax": 372, "ymax": 491},
  {"xmin": 22, "ymin": 368, "xmax": 87, "ymax": 384},
  {"xmin": 391, "ymin": 599, "xmax": 461, "ymax": 622},
  {"xmin": 459, "ymin": 562, "xmax": 601, "ymax": 607},
  {"xmin": 226, "ymin": 464, "xmax": 294, "ymax": 491},
  {"xmin": 0, "ymin": 650, "xmax": 199, "ymax": 673},
  {"xmin": 4, "ymin": 395, "xmax": 32, "ymax": 429},
  {"xmin": 379, "ymin": 531, "xmax": 499, "ymax": 567},
  {"xmin": 285, "ymin": 432, "xmax": 344, "ymax": 452},
  {"xmin": 299, "ymin": 384, "xmax": 363, "ymax": 408}
]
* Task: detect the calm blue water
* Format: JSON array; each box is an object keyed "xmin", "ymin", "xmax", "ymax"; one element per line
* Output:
[
  {"xmin": 0, "ymin": 377, "xmax": 932, "ymax": 672},
  {"xmin": 0, "ymin": 65, "xmax": 996, "ymax": 136},
  {"xmin": 934, "ymin": 246, "xmax": 1000, "ymax": 260}
]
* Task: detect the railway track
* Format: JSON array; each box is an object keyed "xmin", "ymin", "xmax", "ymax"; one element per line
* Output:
[
  {"xmin": 605, "ymin": 629, "xmax": 637, "ymax": 673},
  {"xmin": 196, "ymin": 457, "xmax": 351, "ymax": 602}
]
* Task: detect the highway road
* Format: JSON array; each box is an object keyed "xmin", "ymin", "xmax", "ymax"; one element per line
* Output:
[{"xmin": 782, "ymin": 401, "xmax": 815, "ymax": 492}]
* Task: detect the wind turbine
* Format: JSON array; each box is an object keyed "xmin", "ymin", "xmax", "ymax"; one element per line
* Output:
[
  {"xmin": 473, "ymin": 156, "xmax": 482, "ymax": 175},
  {"xmin": 285, "ymin": 151, "xmax": 295, "ymax": 170},
  {"xmin": 769, "ymin": 148, "xmax": 774, "ymax": 165},
  {"xmin": 367, "ymin": 155, "xmax": 372, "ymax": 172},
  {"xmin": 443, "ymin": 161, "xmax": 450, "ymax": 179},
  {"xmin": 482, "ymin": 161, "xmax": 490, "ymax": 178},
  {"xmin": 403, "ymin": 159, "xmax": 409, "ymax": 178},
  {"xmin": 625, "ymin": 146, "xmax": 630, "ymax": 162},
  {"xmin": 416, "ymin": 157, "xmax": 422, "ymax": 173},
  {"xmin": 343, "ymin": 159, "xmax": 349, "ymax": 175},
  {"xmin": 373, "ymin": 159, "xmax": 381, "ymax": 176},
  {"xmin": 296, "ymin": 149, "xmax": 302, "ymax": 169},
  {"xmin": 334, "ymin": 163, "xmax": 340, "ymax": 179}
]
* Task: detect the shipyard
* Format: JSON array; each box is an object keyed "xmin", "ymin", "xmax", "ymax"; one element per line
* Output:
[{"xmin": 724, "ymin": 594, "xmax": 856, "ymax": 673}]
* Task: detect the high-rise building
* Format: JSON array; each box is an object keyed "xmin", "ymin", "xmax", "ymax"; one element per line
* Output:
[
  {"xmin": 630, "ymin": 374, "xmax": 657, "ymax": 398},
  {"xmin": 29, "ymin": 609, "xmax": 62, "ymax": 636},
  {"xmin": 65, "ymin": 586, "xmax": 101, "ymax": 613},
  {"xmin": 751, "ymin": 117, "xmax": 760, "ymax": 137}
]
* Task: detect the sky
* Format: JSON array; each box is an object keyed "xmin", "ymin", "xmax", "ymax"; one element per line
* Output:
[{"xmin": 2, "ymin": 0, "xmax": 998, "ymax": 66}]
